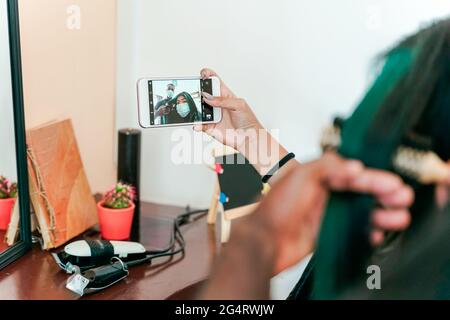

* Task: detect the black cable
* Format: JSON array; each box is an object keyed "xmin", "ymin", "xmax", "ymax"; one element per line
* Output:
[
  {"xmin": 145, "ymin": 209, "xmax": 207, "ymax": 254},
  {"xmin": 125, "ymin": 209, "xmax": 208, "ymax": 268}
]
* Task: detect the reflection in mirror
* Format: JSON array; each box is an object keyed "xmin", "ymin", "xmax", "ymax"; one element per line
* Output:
[{"xmin": 0, "ymin": 0, "xmax": 19, "ymax": 254}]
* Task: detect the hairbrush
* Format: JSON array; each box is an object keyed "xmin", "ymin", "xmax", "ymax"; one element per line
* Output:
[
  {"xmin": 320, "ymin": 123, "xmax": 450, "ymax": 185},
  {"xmin": 392, "ymin": 146, "xmax": 450, "ymax": 184}
]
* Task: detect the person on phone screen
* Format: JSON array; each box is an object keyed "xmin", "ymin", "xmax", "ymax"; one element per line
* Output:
[
  {"xmin": 155, "ymin": 83, "xmax": 176, "ymax": 125},
  {"xmin": 165, "ymin": 92, "xmax": 201, "ymax": 124}
]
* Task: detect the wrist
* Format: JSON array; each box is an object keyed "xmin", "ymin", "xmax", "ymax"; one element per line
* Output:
[
  {"xmin": 235, "ymin": 126, "xmax": 289, "ymax": 176},
  {"xmin": 201, "ymin": 217, "xmax": 276, "ymax": 300},
  {"xmin": 231, "ymin": 217, "xmax": 277, "ymax": 274}
]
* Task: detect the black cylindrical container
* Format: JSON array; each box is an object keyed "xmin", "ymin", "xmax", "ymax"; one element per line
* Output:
[{"xmin": 118, "ymin": 128, "xmax": 141, "ymax": 241}]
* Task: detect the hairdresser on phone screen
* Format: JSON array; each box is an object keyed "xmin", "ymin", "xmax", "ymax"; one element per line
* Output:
[
  {"xmin": 194, "ymin": 68, "xmax": 414, "ymax": 299},
  {"xmin": 155, "ymin": 83, "xmax": 176, "ymax": 124}
]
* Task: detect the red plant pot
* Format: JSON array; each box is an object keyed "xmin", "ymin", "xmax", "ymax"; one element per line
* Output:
[
  {"xmin": 97, "ymin": 201, "xmax": 135, "ymax": 240},
  {"xmin": 0, "ymin": 198, "xmax": 16, "ymax": 231}
]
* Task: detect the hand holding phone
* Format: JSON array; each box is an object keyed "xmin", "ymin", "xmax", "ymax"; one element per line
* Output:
[{"xmin": 137, "ymin": 76, "xmax": 222, "ymax": 128}]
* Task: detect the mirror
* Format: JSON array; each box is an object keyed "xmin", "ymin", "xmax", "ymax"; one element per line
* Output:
[
  {"xmin": 0, "ymin": 0, "xmax": 16, "ymax": 252},
  {"xmin": 0, "ymin": 0, "xmax": 31, "ymax": 269}
]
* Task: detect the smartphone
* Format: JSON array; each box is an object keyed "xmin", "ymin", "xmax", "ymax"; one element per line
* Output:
[{"xmin": 137, "ymin": 76, "xmax": 222, "ymax": 128}]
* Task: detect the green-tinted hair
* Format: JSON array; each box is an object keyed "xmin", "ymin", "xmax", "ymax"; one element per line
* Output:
[{"xmin": 312, "ymin": 18, "xmax": 450, "ymax": 299}]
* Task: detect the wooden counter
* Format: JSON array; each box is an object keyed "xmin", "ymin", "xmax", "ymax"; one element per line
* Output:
[{"xmin": 0, "ymin": 202, "xmax": 218, "ymax": 300}]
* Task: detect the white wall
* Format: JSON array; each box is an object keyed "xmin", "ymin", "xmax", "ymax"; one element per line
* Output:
[
  {"xmin": 117, "ymin": 0, "xmax": 450, "ymax": 209},
  {"xmin": 0, "ymin": 0, "xmax": 17, "ymax": 182}
]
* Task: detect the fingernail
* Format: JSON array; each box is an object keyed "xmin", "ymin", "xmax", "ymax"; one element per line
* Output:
[{"xmin": 202, "ymin": 92, "xmax": 214, "ymax": 100}]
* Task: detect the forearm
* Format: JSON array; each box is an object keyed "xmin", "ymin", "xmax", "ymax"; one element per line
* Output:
[
  {"xmin": 199, "ymin": 219, "xmax": 276, "ymax": 300},
  {"xmin": 236, "ymin": 127, "xmax": 300, "ymax": 184}
]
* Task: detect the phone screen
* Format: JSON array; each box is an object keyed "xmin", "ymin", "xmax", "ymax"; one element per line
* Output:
[{"xmin": 148, "ymin": 78, "xmax": 214, "ymax": 126}]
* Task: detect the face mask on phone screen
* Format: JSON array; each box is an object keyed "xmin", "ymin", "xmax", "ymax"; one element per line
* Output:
[{"xmin": 176, "ymin": 103, "xmax": 190, "ymax": 118}]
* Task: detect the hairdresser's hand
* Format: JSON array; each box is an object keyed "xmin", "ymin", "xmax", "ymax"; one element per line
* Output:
[
  {"xmin": 155, "ymin": 105, "xmax": 170, "ymax": 117},
  {"xmin": 236, "ymin": 152, "xmax": 414, "ymax": 275}
]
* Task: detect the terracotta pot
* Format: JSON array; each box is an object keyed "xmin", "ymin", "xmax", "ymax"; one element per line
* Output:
[
  {"xmin": 97, "ymin": 201, "xmax": 135, "ymax": 240},
  {"xmin": 0, "ymin": 198, "xmax": 16, "ymax": 231}
]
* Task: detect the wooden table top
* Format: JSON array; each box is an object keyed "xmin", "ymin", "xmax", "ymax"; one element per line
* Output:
[{"xmin": 0, "ymin": 202, "xmax": 218, "ymax": 300}]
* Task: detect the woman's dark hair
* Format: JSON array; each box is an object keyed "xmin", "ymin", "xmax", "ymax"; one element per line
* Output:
[
  {"xmin": 373, "ymin": 18, "xmax": 450, "ymax": 161},
  {"xmin": 354, "ymin": 17, "xmax": 450, "ymax": 292},
  {"xmin": 371, "ymin": 18, "xmax": 450, "ymax": 232},
  {"xmin": 293, "ymin": 18, "xmax": 450, "ymax": 300}
]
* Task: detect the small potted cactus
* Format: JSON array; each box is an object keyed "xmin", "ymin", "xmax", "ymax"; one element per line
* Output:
[
  {"xmin": 0, "ymin": 176, "xmax": 17, "ymax": 231},
  {"xmin": 97, "ymin": 182, "xmax": 136, "ymax": 240}
]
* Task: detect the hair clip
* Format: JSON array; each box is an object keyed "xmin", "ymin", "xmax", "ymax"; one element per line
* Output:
[{"xmin": 320, "ymin": 124, "xmax": 341, "ymax": 152}]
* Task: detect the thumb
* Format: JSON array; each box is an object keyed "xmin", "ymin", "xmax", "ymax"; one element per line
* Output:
[
  {"xmin": 193, "ymin": 124, "xmax": 204, "ymax": 132},
  {"xmin": 193, "ymin": 124, "xmax": 216, "ymax": 135},
  {"xmin": 318, "ymin": 153, "xmax": 364, "ymax": 190}
]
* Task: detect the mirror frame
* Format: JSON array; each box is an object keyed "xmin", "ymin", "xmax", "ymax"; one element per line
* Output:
[{"xmin": 0, "ymin": 0, "xmax": 32, "ymax": 270}]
